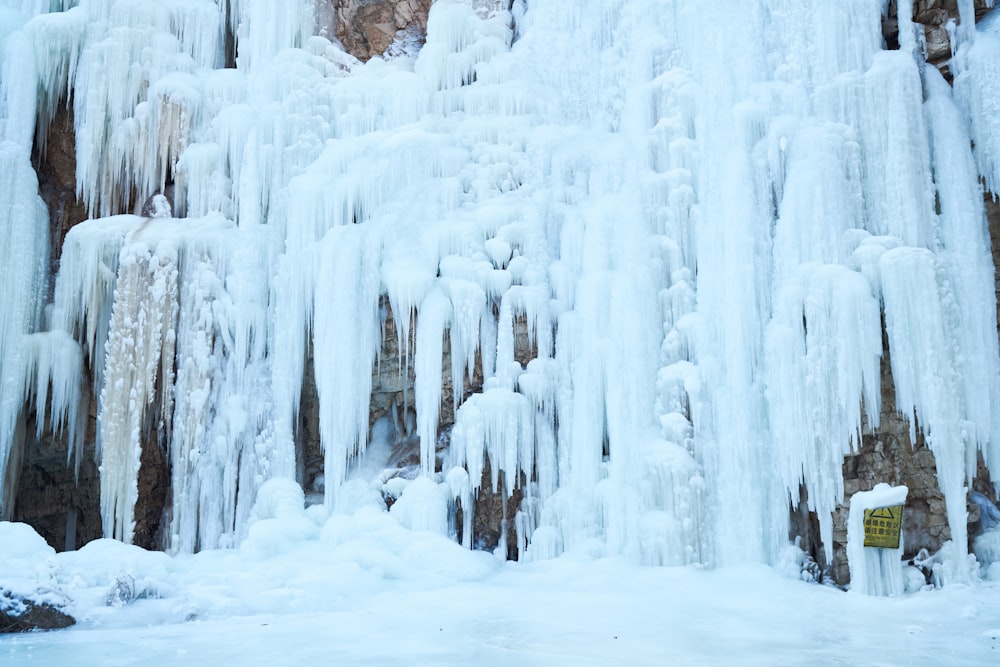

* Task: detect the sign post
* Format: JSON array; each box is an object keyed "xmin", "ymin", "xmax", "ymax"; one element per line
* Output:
[
  {"xmin": 862, "ymin": 504, "xmax": 903, "ymax": 549},
  {"xmin": 848, "ymin": 484, "xmax": 908, "ymax": 595}
]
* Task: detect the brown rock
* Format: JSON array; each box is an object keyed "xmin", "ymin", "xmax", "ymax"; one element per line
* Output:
[
  {"xmin": 33, "ymin": 102, "xmax": 89, "ymax": 290},
  {"xmin": 12, "ymin": 384, "xmax": 101, "ymax": 552},
  {"xmin": 132, "ymin": 420, "xmax": 171, "ymax": 551},
  {"xmin": 883, "ymin": 0, "xmax": 998, "ymax": 76},
  {"xmin": 0, "ymin": 595, "xmax": 75, "ymax": 633},
  {"xmin": 318, "ymin": 0, "xmax": 432, "ymax": 61},
  {"xmin": 454, "ymin": 454, "xmax": 523, "ymax": 559}
]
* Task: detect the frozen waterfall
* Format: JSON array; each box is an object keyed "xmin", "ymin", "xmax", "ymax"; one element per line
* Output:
[{"xmin": 1, "ymin": 0, "xmax": 999, "ymax": 578}]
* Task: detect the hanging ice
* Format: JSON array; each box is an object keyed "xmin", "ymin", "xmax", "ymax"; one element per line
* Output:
[{"xmin": 0, "ymin": 0, "xmax": 997, "ymax": 581}]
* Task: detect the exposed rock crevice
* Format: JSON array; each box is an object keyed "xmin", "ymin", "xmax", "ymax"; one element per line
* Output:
[
  {"xmin": 33, "ymin": 101, "xmax": 88, "ymax": 292},
  {"xmin": 883, "ymin": 0, "xmax": 997, "ymax": 78},
  {"xmin": 297, "ymin": 298, "xmax": 529, "ymax": 556},
  {"xmin": 317, "ymin": 0, "xmax": 432, "ymax": 62}
]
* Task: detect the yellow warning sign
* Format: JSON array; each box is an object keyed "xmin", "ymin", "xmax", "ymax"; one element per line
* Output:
[{"xmin": 863, "ymin": 505, "xmax": 903, "ymax": 549}]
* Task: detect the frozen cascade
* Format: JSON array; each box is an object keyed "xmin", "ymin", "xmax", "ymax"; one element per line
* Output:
[
  {"xmin": 314, "ymin": 224, "xmax": 383, "ymax": 508},
  {"xmin": 0, "ymin": 0, "xmax": 998, "ymax": 588},
  {"xmin": 0, "ymin": 142, "xmax": 50, "ymax": 518},
  {"xmin": 98, "ymin": 231, "xmax": 180, "ymax": 543}
]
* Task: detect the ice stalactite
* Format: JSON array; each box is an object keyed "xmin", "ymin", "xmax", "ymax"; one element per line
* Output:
[
  {"xmin": 414, "ymin": 286, "xmax": 452, "ymax": 477},
  {"xmin": 681, "ymin": 1, "xmax": 787, "ymax": 566},
  {"xmin": 314, "ymin": 224, "xmax": 383, "ymax": 508},
  {"xmin": 0, "ymin": 144, "xmax": 50, "ymax": 519},
  {"xmin": 766, "ymin": 264, "xmax": 883, "ymax": 564},
  {"xmin": 227, "ymin": 0, "xmax": 314, "ymax": 72},
  {"xmin": 925, "ymin": 67, "xmax": 1000, "ymax": 482},
  {"xmin": 0, "ymin": 0, "xmax": 57, "ymax": 507},
  {"xmin": 51, "ymin": 212, "xmax": 279, "ymax": 549},
  {"xmin": 0, "ymin": 8, "xmax": 55, "ymax": 518},
  {"xmin": 677, "ymin": 0, "xmax": 1000, "ymax": 572},
  {"xmin": 953, "ymin": 9, "xmax": 1000, "ymax": 195},
  {"xmin": 21, "ymin": 330, "xmax": 86, "ymax": 477}
]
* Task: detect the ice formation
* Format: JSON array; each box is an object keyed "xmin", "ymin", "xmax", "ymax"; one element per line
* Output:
[{"xmin": 0, "ymin": 0, "xmax": 999, "ymax": 587}]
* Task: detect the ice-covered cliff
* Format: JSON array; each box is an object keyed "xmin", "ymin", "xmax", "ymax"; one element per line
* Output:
[{"xmin": 1, "ymin": 0, "xmax": 999, "ymax": 586}]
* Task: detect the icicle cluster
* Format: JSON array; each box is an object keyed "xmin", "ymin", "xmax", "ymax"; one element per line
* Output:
[{"xmin": 0, "ymin": 0, "xmax": 998, "ymax": 581}]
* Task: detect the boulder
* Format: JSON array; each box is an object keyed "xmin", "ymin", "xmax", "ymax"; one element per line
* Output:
[{"xmin": 0, "ymin": 592, "xmax": 75, "ymax": 633}]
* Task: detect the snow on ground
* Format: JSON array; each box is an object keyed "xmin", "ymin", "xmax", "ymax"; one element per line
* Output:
[{"xmin": 2, "ymin": 508, "xmax": 999, "ymax": 666}]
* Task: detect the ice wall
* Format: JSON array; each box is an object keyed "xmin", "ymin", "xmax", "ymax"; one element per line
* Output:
[{"xmin": 0, "ymin": 0, "xmax": 998, "ymax": 576}]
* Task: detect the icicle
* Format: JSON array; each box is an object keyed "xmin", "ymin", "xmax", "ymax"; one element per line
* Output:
[
  {"xmin": 314, "ymin": 224, "xmax": 382, "ymax": 507},
  {"xmin": 953, "ymin": 10, "xmax": 1000, "ymax": 194},
  {"xmin": 228, "ymin": 0, "xmax": 313, "ymax": 72},
  {"xmin": 879, "ymin": 247, "xmax": 973, "ymax": 579},
  {"xmin": 168, "ymin": 256, "xmax": 220, "ymax": 553},
  {"xmin": 445, "ymin": 277, "xmax": 485, "ymax": 411},
  {"xmin": 21, "ymin": 331, "xmax": 85, "ymax": 472},
  {"xmin": 924, "ymin": 67, "xmax": 1000, "ymax": 481},
  {"xmin": 765, "ymin": 263, "xmax": 882, "ymax": 564},
  {"xmin": 0, "ymin": 143, "xmax": 49, "ymax": 518},
  {"xmin": 895, "ymin": 0, "xmax": 918, "ymax": 57},
  {"xmin": 445, "ymin": 465, "xmax": 473, "ymax": 547},
  {"xmin": 451, "ymin": 387, "xmax": 532, "ymax": 500},
  {"xmin": 414, "ymin": 285, "xmax": 452, "ymax": 476}
]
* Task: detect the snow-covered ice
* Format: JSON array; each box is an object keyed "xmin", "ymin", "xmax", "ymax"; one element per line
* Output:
[{"xmin": 2, "ymin": 513, "xmax": 1000, "ymax": 666}]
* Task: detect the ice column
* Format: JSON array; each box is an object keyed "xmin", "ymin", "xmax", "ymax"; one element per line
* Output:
[
  {"xmin": 314, "ymin": 224, "xmax": 383, "ymax": 507},
  {"xmin": 99, "ymin": 235, "xmax": 179, "ymax": 542}
]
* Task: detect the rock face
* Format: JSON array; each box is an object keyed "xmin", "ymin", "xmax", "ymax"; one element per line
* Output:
[
  {"xmin": 318, "ymin": 0, "xmax": 432, "ymax": 61},
  {"xmin": 12, "ymin": 396, "xmax": 101, "ymax": 552},
  {"xmin": 455, "ymin": 454, "xmax": 523, "ymax": 559},
  {"xmin": 35, "ymin": 103, "xmax": 89, "ymax": 288},
  {"xmin": 987, "ymin": 195, "xmax": 1000, "ymax": 332},
  {"xmin": 883, "ymin": 0, "xmax": 997, "ymax": 77},
  {"xmin": 132, "ymin": 425, "xmax": 171, "ymax": 551}
]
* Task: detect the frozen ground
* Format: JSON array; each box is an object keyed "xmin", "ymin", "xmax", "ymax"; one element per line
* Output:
[{"xmin": 2, "ymin": 511, "xmax": 999, "ymax": 667}]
